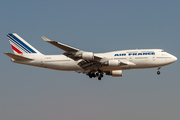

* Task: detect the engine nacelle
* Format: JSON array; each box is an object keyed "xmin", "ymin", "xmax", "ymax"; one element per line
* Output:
[
  {"xmin": 106, "ymin": 70, "xmax": 123, "ymax": 77},
  {"xmin": 107, "ymin": 60, "xmax": 120, "ymax": 66},
  {"xmin": 81, "ymin": 52, "xmax": 94, "ymax": 60}
]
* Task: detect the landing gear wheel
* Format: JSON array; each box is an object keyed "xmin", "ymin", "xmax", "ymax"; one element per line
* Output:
[
  {"xmin": 92, "ymin": 73, "xmax": 96, "ymax": 77},
  {"xmin": 89, "ymin": 75, "xmax": 92, "ymax": 78},
  {"xmin": 157, "ymin": 71, "xmax": 160, "ymax": 75},
  {"xmin": 100, "ymin": 74, "xmax": 103, "ymax": 77},
  {"xmin": 98, "ymin": 77, "xmax": 101, "ymax": 80},
  {"xmin": 96, "ymin": 72, "xmax": 99, "ymax": 76}
]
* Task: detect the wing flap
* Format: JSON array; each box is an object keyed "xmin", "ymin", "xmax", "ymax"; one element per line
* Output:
[
  {"xmin": 63, "ymin": 52, "xmax": 82, "ymax": 61},
  {"xmin": 4, "ymin": 52, "xmax": 33, "ymax": 61},
  {"xmin": 78, "ymin": 59, "xmax": 101, "ymax": 70}
]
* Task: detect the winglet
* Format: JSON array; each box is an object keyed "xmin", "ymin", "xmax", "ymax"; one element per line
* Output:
[{"xmin": 41, "ymin": 36, "xmax": 52, "ymax": 42}]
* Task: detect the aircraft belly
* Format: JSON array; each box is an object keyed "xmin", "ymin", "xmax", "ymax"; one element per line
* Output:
[{"xmin": 44, "ymin": 61, "xmax": 82, "ymax": 71}]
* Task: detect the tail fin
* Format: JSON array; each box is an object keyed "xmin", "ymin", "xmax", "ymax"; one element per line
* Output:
[{"xmin": 7, "ymin": 33, "xmax": 42, "ymax": 55}]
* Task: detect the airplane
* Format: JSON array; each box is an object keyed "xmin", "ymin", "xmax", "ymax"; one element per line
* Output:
[{"xmin": 4, "ymin": 33, "xmax": 177, "ymax": 80}]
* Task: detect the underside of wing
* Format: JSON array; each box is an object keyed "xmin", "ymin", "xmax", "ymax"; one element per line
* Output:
[{"xmin": 77, "ymin": 59, "xmax": 102, "ymax": 70}]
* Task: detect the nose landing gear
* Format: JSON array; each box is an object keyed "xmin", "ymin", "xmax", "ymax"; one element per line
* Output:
[{"xmin": 157, "ymin": 67, "xmax": 161, "ymax": 75}]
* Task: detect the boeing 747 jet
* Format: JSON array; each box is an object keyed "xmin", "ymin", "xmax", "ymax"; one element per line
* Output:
[{"xmin": 4, "ymin": 33, "xmax": 177, "ymax": 80}]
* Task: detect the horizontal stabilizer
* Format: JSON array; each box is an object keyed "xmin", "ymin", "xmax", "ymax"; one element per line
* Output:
[{"xmin": 4, "ymin": 52, "xmax": 33, "ymax": 61}]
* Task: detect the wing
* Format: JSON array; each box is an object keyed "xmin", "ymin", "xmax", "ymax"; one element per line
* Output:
[
  {"xmin": 42, "ymin": 36, "xmax": 103, "ymax": 70},
  {"xmin": 42, "ymin": 36, "xmax": 102, "ymax": 60}
]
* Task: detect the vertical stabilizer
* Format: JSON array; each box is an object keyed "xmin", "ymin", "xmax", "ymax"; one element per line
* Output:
[{"xmin": 7, "ymin": 33, "xmax": 42, "ymax": 55}]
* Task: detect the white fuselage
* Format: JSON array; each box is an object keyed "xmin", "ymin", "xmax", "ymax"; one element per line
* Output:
[
  {"xmin": 12, "ymin": 49, "xmax": 177, "ymax": 72},
  {"xmin": 5, "ymin": 33, "xmax": 177, "ymax": 79}
]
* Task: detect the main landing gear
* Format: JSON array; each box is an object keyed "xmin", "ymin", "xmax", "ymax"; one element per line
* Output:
[
  {"xmin": 88, "ymin": 70, "xmax": 103, "ymax": 81},
  {"xmin": 157, "ymin": 67, "xmax": 161, "ymax": 75}
]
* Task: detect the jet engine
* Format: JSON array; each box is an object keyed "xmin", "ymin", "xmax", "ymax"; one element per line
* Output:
[
  {"xmin": 81, "ymin": 52, "xmax": 94, "ymax": 60},
  {"xmin": 106, "ymin": 70, "xmax": 123, "ymax": 77},
  {"xmin": 105, "ymin": 60, "xmax": 121, "ymax": 66}
]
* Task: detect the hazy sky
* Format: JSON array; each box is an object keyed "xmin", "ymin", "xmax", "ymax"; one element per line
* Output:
[{"xmin": 0, "ymin": 0, "xmax": 180, "ymax": 120}]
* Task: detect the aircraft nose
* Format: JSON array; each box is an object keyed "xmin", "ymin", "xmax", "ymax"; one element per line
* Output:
[{"xmin": 171, "ymin": 55, "xmax": 177, "ymax": 62}]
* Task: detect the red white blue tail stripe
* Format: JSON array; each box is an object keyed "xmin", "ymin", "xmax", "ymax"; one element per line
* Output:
[{"xmin": 7, "ymin": 33, "xmax": 37, "ymax": 54}]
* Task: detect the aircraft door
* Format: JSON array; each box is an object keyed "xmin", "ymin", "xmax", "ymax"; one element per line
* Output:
[{"xmin": 152, "ymin": 54, "xmax": 156, "ymax": 61}]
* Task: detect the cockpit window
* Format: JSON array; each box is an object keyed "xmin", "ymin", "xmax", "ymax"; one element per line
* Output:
[{"xmin": 161, "ymin": 50, "xmax": 165, "ymax": 52}]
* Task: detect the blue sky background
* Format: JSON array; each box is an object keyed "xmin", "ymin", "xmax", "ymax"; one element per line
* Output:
[{"xmin": 0, "ymin": 0, "xmax": 180, "ymax": 120}]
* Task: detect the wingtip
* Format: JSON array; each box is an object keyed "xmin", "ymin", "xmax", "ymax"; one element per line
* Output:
[
  {"xmin": 41, "ymin": 36, "xmax": 52, "ymax": 42},
  {"xmin": 4, "ymin": 52, "xmax": 8, "ymax": 55}
]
